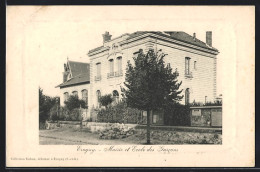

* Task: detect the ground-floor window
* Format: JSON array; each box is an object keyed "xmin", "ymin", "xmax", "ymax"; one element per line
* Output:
[
  {"xmin": 72, "ymin": 91, "xmax": 78, "ymax": 97},
  {"xmin": 81, "ymin": 89, "xmax": 88, "ymax": 106},
  {"xmin": 112, "ymin": 90, "xmax": 119, "ymax": 103},
  {"xmin": 96, "ymin": 90, "xmax": 101, "ymax": 108},
  {"xmin": 64, "ymin": 92, "xmax": 69, "ymax": 101}
]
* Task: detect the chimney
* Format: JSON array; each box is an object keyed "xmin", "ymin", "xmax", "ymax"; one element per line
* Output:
[
  {"xmin": 193, "ymin": 33, "xmax": 196, "ymax": 39},
  {"xmin": 206, "ymin": 31, "xmax": 212, "ymax": 47},
  {"xmin": 102, "ymin": 31, "xmax": 112, "ymax": 43}
]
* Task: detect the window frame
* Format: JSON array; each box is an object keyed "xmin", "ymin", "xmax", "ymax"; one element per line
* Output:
[
  {"xmin": 72, "ymin": 91, "xmax": 78, "ymax": 97},
  {"xmin": 64, "ymin": 92, "xmax": 69, "ymax": 102},
  {"xmin": 112, "ymin": 90, "xmax": 119, "ymax": 103},
  {"xmin": 96, "ymin": 90, "xmax": 101, "ymax": 108},
  {"xmin": 81, "ymin": 89, "xmax": 88, "ymax": 105},
  {"xmin": 185, "ymin": 57, "xmax": 191, "ymax": 75}
]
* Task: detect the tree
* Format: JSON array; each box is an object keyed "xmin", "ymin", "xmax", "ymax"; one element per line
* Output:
[
  {"xmin": 64, "ymin": 95, "xmax": 87, "ymax": 111},
  {"xmin": 122, "ymin": 49, "xmax": 183, "ymax": 144},
  {"xmin": 99, "ymin": 94, "xmax": 113, "ymax": 109},
  {"xmin": 39, "ymin": 87, "xmax": 60, "ymax": 123}
]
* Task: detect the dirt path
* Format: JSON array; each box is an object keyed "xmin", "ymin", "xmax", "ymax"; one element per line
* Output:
[
  {"xmin": 39, "ymin": 128, "xmax": 139, "ymax": 145},
  {"xmin": 40, "ymin": 128, "xmax": 222, "ymax": 145}
]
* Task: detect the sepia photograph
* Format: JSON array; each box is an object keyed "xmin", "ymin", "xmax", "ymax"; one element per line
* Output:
[
  {"xmin": 39, "ymin": 30, "xmax": 222, "ymax": 145},
  {"xmin": 6, "ymin": 6, "xmax": 254, "ymax": 167}
]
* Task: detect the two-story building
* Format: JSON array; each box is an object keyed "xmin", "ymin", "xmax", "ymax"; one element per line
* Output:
[
  {"xmin": 56, "ymin": 60, "xmax": 90, "ymax": 111},
  {"xmin": 57, "ymin": 31, "xmax": 219, "ymax": 122},
  {"xmin": 87, "ymin": 31, "xmax": 219, "ymax": 119}
]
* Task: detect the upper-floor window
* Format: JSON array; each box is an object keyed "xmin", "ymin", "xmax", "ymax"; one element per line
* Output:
[
  {"xmin": 107, "ymin": 59, "xmax": 114, "ymax": 78},
  {"xmin": 95, "ymin": 63, "xmax": 101, "ymax": 81},
  {"xmin": 64, "ymin": 92, "xmax": 69, "ymax": 102},
  {"xmin": 109, "ymin": 59, "xmax": 114, "ymax": 74},
  {"xmin": 81, "ymin": 89, "xmax": 88, "ymax": 105},
  {"xmin": 72, "ymin": 91, "xmax": 78, "ymax": 97},
  {"xmin": 185, "ymin": 57, "xmax": 191, "ymax": 75},
  {"xmin": 194, "ymin": 61, "xmax": 197, "ymax": 70},
  {"xmin": 116, "ymin": 56, "xmax": 122, "ymax": 76}
]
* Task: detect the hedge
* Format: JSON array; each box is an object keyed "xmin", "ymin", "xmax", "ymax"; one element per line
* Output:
[
  {"xmin": 49, "ymin": 105, "xmax": 83, "ymax": 121},
  {"xmin": 97, "ymin": 102, "xmax": 142, "ymax": 124},
  {"xmin": 163, "ymin": 103, "xmax": 190, "ymax": 126}
]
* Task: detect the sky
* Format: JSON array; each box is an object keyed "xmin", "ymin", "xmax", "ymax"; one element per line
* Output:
[{"xmin": 7, "ymin": 6, "xmax": 235, "ymax": 97}]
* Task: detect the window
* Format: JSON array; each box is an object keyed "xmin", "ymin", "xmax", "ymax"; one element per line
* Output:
[
  {"xmin": 117, "ymin": 57, "xmax": 122, "ymax": 76},
  {"xmin": 81, "ymin": 89, "xmax": 88, "ymax": 105},
  {"xmin": 72, "ymin": 91, "xmax": 78, "ymax": 97},
  {"xmin": 112, "ymin": 90, "xmax": 119, "ymax": 103},
  {"xmin": 64, "ymin": 92, "xmax": 69, "ymax": 102},
  {"xmin": 107, "ymin": 59, "xmax": 114, "ymax": 78},
  {"xmin": 95, "ymin": 63, "xmax": 101, "ymax": 81},
  {"xmin": 109, "ymin": 59, "xmax": 114, "ymax": 74},
  {"xmin": 185, "ymin": 57, "xmax": 191, "ymax": 75},
  {"xmin": 194, "ymin": 61, "xmax": 197, "ymax": 70},
  {"xmin": 96, "ymin": 90, "xmax": 101, "ymax": 108},
  {"xmin": 185, "ymin": 88, "xmax": 190, "ymax": 105}
]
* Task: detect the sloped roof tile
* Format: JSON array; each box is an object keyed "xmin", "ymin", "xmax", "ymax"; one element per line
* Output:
[{"xmin": 56, "ymin": 61, "xmax": 90, "ymax": 88}]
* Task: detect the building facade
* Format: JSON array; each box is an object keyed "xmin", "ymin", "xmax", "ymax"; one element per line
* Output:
[
  {"xmin": 57, "ymin": 31, "xmax": 219, "ymax": 122},
  {"xmin": 56, "ymin": 60, "xmax": 91, "ymax": 119},
  {"xmin": 87, "ymin": 31, "xmax": 219, "ymax": 113}
]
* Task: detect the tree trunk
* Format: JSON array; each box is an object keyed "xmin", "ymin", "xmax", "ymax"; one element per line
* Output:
[{"xmin": 147, "ymin": 110, "xmax": 151, "ymax": 144}]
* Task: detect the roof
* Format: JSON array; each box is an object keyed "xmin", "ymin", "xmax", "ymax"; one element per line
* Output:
[
  {"xmin": 88, "ymin": 45, "xmax": 104, "ymax": 54},
  {"xmin": 56, "ymin": 61, "xmax": 90, "ymax": 88},
  {"xmin": 68, "ymin": 60, "xmax": 90, "ymax": 77},
  {"xmin": 163, "ymin": 31, "xmax": 218, "ymax": 51},
  {"xmin": 127, "ymin": 31, "xmax": 218, "ymax": 51},
  {"xmin": 88, "ymin": 31, "xmax": 218, "ymax": 54}
]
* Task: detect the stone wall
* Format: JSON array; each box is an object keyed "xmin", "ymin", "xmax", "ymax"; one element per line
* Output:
[
  {"xmin": 82, "ymin": 122, "xmax": 137, "ymax": 132},
  {"xmin": 45, "ymin": 121, "xmax": 82, "ymax": 130}
]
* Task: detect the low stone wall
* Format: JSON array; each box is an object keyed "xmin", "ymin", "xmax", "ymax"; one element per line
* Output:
[
  {"xmin": 82, "ymin": 122, "xmax": 137, "ymax": 133},
  {"xmin": 45, "ymin": 122, "xmax": 56, "ymax": 130},
  {"xmin": 45, "ymin": 121, "xmax": 82, "ymax": 130}
]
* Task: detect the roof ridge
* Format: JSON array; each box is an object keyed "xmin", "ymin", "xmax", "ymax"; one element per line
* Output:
[{"xmin": 68, "ymin": 60, "xmax": 89, "ymax": 64}]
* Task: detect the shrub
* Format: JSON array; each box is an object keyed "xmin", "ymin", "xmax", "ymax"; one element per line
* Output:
[
  {"xmin": 66, "ymin": 108, "xmax": 83, "ymax": 121},
  {"xmin": 164, "ymin": 103, "xmax": 190, "ymax": 126},
  {"xmin": 189, "ymin": 100, "xmax": 222, "ymax": 107},
  {"xmin": 64, "ymin": 95, "xmax": 87, "ymax": 111},
  {"xmin": 99, "ymin": 94, "xmax": 113, "ymax": 108},
  {"xmin": 49, "ymin": 106, "xmax": 83, "ymax": 121},
  {"xmin": 39, "ymin": 87, "xmax": 60, "ymax": 122},
  {"xmin": 97, "ymin": 101, "xmax": 142, "ymax": 123},
  {"xmin": 49, "ymin": 104, "xmax": 60, "ymax": 121}
]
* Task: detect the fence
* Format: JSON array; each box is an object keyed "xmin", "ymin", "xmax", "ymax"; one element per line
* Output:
[
  {"xmin": 49, "ymin": 106, "xmax": 89, "ymax": 122},
  {"xmin": 190, "ymin": 106, "xmax": 222, "ymax": 127}
]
